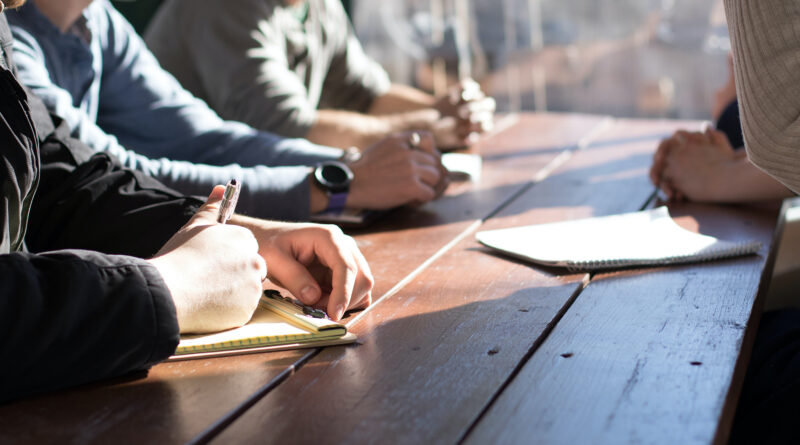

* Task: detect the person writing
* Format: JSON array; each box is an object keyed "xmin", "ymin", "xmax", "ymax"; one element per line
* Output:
[
  {"xmin": 0, "ymin": 0, "xmax": 372, "ymax": 403},
  {"xmin": 145, "ymin": 0, "xmax": 496, "ymax": 150},
  {"xmin": 7, "ymin": 0, "xmax": 448, "ymax": 222}
]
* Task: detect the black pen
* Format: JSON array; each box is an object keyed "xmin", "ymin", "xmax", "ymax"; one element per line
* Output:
[{"xmin": 217, "ymin": 179, "xmax": 240, "ymax": 224}]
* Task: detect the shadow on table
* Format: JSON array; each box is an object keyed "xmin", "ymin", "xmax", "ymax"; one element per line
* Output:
[
  {"xmin": 0, "ymin": 352, "xmax": 307, "ymax": 443},
  {"xmin": 349, "ymin": 149, "xmax": 658, "ymax": 236},
  {"xmin": 254, "ymin": 283, "xmax": 581, "ymax": 444}
]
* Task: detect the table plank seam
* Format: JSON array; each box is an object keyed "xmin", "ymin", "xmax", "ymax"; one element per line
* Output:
[
  {"xmin": 187, "ymin": 349, "xmax": 320, "ymax": 445},
  {"xmin": 349, "ymin": 117, "xmax": 616, "ymax": 328},
  {"xmin": 191, "ymin": 115, "xmax": 619, "ymax": 443},
  {"xmin": 458, "ymin": 275, "xmax": 591, "ymax": 444},
  {"xmin": 346, "ymin": 219, "xmax": 484, "ymax": 328}
]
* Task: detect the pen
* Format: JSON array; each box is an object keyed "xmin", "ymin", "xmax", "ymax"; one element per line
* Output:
[{"xmin": 217, "ymin": 179, "xmax": 240, "ymax": 224}]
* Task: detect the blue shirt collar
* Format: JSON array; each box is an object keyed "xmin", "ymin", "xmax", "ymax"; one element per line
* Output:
[{"xmin": 16, "ymin": 1, "xmax": 92, "ymax": 44}]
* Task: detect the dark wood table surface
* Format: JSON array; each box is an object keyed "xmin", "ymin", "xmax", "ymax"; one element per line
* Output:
[{"xmin": 0, "ymin": 113, "xmax": 783, "ymax": 445}]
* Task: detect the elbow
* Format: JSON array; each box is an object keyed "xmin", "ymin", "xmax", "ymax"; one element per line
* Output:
[{"xmin": 744, "ymin": 134, "xmax": 800, "ymax": 195}]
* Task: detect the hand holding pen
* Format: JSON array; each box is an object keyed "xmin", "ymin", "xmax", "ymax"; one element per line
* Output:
[
  {"xmin": 148, "ymin": 181, "xmax": 267, "ymax": 333},
  {"xmin": 217, "ymin": 179, "xmax": 241, "ymax": 224}
]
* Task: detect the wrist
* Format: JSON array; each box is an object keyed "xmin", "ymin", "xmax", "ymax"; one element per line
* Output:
[
  {"xmin": 311, "ymin": 161, "xmax": 353, "ymax": 213},
  {"xmin": 378, "ymin": 109, "xmax": 439, "ymax": 136},
  {"xmin": 309, "ymin": 170, "xmax": 330, "ymax": 213},
  {"xmin": 148, "ymin": 256, "xmax": 190, "ymax": 332}
]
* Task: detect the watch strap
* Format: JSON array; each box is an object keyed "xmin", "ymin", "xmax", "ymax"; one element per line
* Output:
[{"xmin": 325, "ymin": 191, "xmax": 348, "ymax": 213}]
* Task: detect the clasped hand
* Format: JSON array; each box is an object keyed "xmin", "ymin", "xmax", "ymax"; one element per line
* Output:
[
  {"xmin": 347, "ymin": 131, "xmax": 449, "ymax": 209},
  {"xmin": 649, "ymin": 127, "xmax": 739, "ymax": 202},
  {"xmin": 433, "ymin": 79, "xmax": 496, "ymax": 149}
]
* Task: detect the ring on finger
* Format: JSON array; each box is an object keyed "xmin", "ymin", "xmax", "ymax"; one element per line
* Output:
[{"xmin": 408, "ymin": 132, "xmax": 421, "ymax": 149}]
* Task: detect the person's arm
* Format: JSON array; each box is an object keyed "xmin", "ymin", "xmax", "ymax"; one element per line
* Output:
[
  {"xmin": 307, "ymin": 82, "xmax": 496, "ymax": 149},
  {"xmin": 367, "ymin": 84, "xmax": 437, "ymax": 115},
  {"xmin": 10, "ymin": 7, "xmax": 343, "ymax": 175},
  {"xmin": 305, "ymin": 107, "xmax": 439, "ymax": 149},
  {"xmin": 9, "ymin": 26, "xmax": 341, "ymax": 221},
  {"xmin": 724, "ymin": 0, "xmax": 800, "ymax": 194},
  {"xmin": 316, "ymin": 1, "xmax": 493, "ymax": 149},
  {"xmin": 0, "ymin": 250, "xmax": 180, "ymax": 403},
  {"xmin": 145, "ymin": 0, "xmax": 326, "ymax": 141},
  {"xmin": 94, "ymin": 4, "xmax": 340, "ymax": 168},
  {"xmin": 650, "ymin": 128, "xmax": 794, "ymax": 203},
  {"xmin": 1, "ymin": 189, "xmax": 268, "ymax": 403},
  {"xmin": 24, "ymin": 91, "xmax": 202, "ymax": 256}
]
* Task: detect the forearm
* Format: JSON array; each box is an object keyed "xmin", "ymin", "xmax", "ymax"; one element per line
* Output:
[
  {"xmin": 368, "ymin": 84, "xmax": 436, "ymax": 115},
  {"xmin": 713, "ymin": 158, "xmax": 794, "ymax": 203},
  {"xmin": 307, "ymin": 109, "xmax": 439, "ymax": 149},
  {"xmin": 724, "ymin": 0, "xmax": 800, "ymax": 193}
]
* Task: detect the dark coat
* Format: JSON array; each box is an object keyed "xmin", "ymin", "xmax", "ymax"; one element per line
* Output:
[{"xmin": 0, "ymin": 13, "xmax": 201, "ymax": 403}]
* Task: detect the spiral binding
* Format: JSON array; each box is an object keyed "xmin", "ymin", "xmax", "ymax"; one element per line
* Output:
[{"xmin": 564, "ymin": 240, "xmax": 762, "ymax": 273}]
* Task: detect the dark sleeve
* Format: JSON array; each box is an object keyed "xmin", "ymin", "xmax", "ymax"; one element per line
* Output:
[
  {"xmin": 23, "ymin": 87, "xmax": 203, "ymax": 258},
  {"xmin": 715, "ymin": 99, "xmax": 743, "ymax": 150},
  {"xmin": 0, "ymin": 249, "xmax": 179, "ymax": 403}
]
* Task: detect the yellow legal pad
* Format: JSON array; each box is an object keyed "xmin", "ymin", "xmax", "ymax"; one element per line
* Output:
[{"xmin": 170, "ymin": 292, "xmax": 356, "ymax": 360}]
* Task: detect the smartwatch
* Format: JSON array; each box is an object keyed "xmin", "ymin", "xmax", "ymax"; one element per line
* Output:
[{"xmin": 314, "ymin": 161, "xmax": 353, "ymax": 212}]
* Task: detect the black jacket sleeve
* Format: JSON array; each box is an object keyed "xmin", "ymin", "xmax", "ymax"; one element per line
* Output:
[
  {"xmin": 0, "ymin": 250, "xmax": 179, "ymax": 403},
  {"xmin": 24, "ymin": 89, "xmax": 203, "ymax": 258},
  {"xmin": 0, "ymin": 14, "xmax": 193, "ymax": 402}
]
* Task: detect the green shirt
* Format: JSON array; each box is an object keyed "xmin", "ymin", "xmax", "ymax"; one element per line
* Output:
[{"xmin": 145, "ymin": 0, "xmax": 391, "ymax": 138}]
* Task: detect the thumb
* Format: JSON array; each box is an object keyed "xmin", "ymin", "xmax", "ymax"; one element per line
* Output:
[{"xmin": 188, "ymin": 185, "xmax": 227, "ymax": 227}]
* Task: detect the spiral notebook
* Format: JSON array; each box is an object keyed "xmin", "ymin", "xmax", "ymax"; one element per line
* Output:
[
  {"xmin": 476, "ymin": 207, "xmax": 762, "ymax": 271},
  {"xmin": 170, "ymin": 291, "xmax": 356, "ymax": 360}
]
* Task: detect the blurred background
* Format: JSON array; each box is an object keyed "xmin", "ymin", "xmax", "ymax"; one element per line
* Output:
[
  {"xmin": 351, "ymin": 0, "xmax": 729, "ymax": 120},
  {"xmin": 114, "ymin": 0, "xmax": 730, "ymax": 120}
]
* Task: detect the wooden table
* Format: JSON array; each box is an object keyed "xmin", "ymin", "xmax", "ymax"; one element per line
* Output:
[{"xmin": 0, "ymin": 113, "xmax": 782, "ymax": 445}]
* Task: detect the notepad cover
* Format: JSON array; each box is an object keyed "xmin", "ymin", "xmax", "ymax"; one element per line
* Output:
[{"xmin": 476, "ymin": 207, "xmax": 762, "ymax": 271}]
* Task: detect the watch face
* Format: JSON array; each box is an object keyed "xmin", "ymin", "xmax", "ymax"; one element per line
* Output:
[{"xmin": 315, "ymin": 161, "xmax": 353, "ymax": 192}]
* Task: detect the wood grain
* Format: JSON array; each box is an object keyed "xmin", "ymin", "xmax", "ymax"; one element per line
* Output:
[
  {"xmin": 210, "ymin": 117, "xmax": 698, "ymax": 444},
  {"xmin": 464, "ymin": 203, "xmax": 779, "ymax": 445},
  {"xmin": 0, "ymin": 351, "xmax": 310, "ymax": 444},
  {"xmin": 0, "ymin": 113, "xmax": 606, "ymax": 444},
  {"xmin": 351, "ymin": 113, "xmax": 610, "ymax": 298}
]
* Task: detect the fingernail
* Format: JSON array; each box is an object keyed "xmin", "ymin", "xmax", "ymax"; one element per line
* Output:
[{"xmin": 300, "ymin": 286, "xmax": 318, "ymax": 303}]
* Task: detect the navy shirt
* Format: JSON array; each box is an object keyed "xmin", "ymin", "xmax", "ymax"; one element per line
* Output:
[{"xmin": 7, "ymin": 0, "xmax": 342, "ymax": 220}]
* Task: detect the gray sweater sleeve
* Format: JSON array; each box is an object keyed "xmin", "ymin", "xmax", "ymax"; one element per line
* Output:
[
  {"xmin": 724, "ymin": 0, "xmax": 800, "ymax": 194},
  {"xmin": 147, "ymin": 0, "xmax": 318, "ymax": 138},
  {"xmin": 145, "ymin": 0, "xmax": 389, "ymax": 138}
]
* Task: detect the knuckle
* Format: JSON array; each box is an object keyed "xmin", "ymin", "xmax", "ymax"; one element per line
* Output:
[
  {"xmin": 363, "ymin": 271, "xmax": 376, "ymax": 290},
  {"xmin": 250, "ymin": 255, "xmax": 264, "ymax": 272},
  {"xmin": 322, "ymin": 223, "xmax": 343, "ymax": 237}
]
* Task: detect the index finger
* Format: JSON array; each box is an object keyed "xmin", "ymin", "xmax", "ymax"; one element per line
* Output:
[{"xmin": 317, "ymin": 239, "xmax": 358, "ymax": 321}]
